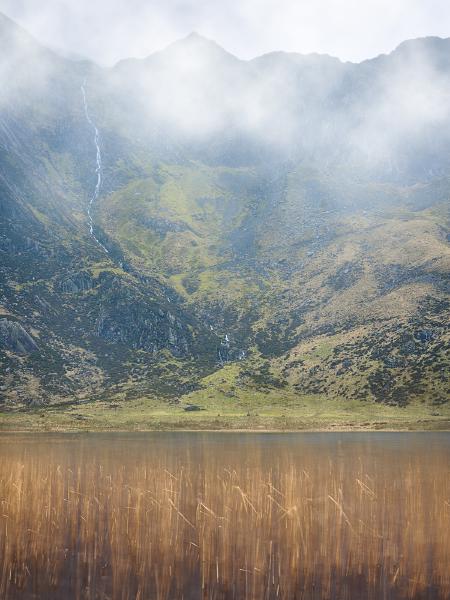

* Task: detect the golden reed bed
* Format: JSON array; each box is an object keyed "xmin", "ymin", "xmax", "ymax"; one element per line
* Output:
[{"xmin": 0, "ymin": 433, "xmax": 449, "ymax": 599}]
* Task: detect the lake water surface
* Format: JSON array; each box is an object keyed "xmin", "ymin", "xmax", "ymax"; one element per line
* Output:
[{"xmin": 1, "ymin": 432, "xmax": 449, "ymax": 599}]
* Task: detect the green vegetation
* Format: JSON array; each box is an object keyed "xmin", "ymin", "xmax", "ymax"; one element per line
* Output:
[
  {"xmin": 2, "ymin": 357, "xmax": 449, "ymax": 431},
  {"xmin": 2, "ymin": 393, "xmax": 448, "ymax": 432}
]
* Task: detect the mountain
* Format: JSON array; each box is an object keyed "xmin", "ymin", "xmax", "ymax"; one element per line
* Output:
[{"xmin": 0, "ymin": 15, "xmax": 448, "ymax": 424}]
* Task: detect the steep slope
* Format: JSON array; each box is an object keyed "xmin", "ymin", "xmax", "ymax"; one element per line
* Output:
[
  {"xmin": 0, "ymin": 16, "xmax": 218, "ymax": 406},
  {"xmin": 0, "ymin": 17, "xmax": 448, "ymax": 419}
]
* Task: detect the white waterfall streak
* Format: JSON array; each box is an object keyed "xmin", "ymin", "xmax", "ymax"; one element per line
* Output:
[{"xmin": 81, "ymin": 82, "xmax": 109, "ymax": 254}]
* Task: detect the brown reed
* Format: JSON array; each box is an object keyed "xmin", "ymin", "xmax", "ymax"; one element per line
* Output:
[{"xmin": 0, "ymin": 433, "xmax": 449, "ymax": 599}]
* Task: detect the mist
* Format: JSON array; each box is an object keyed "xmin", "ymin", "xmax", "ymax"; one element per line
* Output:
[
  {"xmin": 83, "ymin": 31, "xmax": 450, "ymax": 181},
  {"xmin": 1, "ymin": 6, "xmax": 450, "ymax": 184},
  {"xmin": 1, "ymin": 0, "xmax": 450, "ymax": 65}
]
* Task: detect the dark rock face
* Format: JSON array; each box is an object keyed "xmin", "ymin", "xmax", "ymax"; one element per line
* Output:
[
  {"xmin": 414, "ymin": 330, "xmax": 434, "ymax": 343},
  {"xmin": 0, "ymin": 319, "xmax": 38, "ymax": 354},
  {"xmin": 95, "ymin": 306, "xmax": 190, "ymax": 355},
  {"xmin": 57, "ymin": 272, "xmax": 95, "ymax": 294},
  {"xmin": 142, "ymin": 217, "xmax": 188, "ymax": 236},
  {"xmin": 93, "ymin": 281, "xmax": 192, "ymax": 356}
]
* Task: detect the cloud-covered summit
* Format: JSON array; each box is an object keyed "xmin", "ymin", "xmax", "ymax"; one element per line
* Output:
[
  {"xmin": 1, "ymin": 10, "xmax": 450, "ymax": 180},
  {"xmin": 1, "ymin": 0, "xmax": 450, "ymax": 66}
]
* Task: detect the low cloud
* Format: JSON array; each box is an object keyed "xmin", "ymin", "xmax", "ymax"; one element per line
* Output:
[
  {"xmin": 1, "ymin": 0, "xmax": 449, "ymax": 65},
  {"xmin": 1, "ymin": 7, "xmax": 449, "ymax": 180}
]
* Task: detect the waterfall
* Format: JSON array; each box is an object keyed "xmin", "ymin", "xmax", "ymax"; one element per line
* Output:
[{"xmin": 81, "ymin": 82, "xmax": 109, "ymax": 254}]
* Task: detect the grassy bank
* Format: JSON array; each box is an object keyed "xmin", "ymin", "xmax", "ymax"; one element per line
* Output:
[{"xmin": 1, "ymin": 388, "xmax": 449, "ymax": 432}]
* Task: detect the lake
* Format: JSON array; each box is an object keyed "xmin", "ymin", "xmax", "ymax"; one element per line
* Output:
[{"xmin": 0, "ymin": 432, "xmax": 449, "ymax": 599}]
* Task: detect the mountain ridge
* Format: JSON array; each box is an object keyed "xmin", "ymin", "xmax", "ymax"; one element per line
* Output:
[{"xmin": 2, "ymin": 11, "xmax": 449, "ymax": 69}]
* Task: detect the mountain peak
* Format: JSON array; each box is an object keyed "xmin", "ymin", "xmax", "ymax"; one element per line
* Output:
[
  {"xmin": 159, "ymin": 31, "xmax": 240, "ymax": 62},
  {"xmin": 176, "ymin": 31, "xmax": 222, "ymax": 47},
  {"xmin": 184, "ymin": 31, "xmax": 207, "ymax": 41}
]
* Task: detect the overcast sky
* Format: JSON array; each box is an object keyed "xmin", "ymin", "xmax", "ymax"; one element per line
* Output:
[{"xmin": 1, "ymin": 0, "xmax": 449, "ymax": 65}]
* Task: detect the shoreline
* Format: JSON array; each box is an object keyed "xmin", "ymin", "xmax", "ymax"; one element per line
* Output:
[
  {"xmin": 1, "ymin": 426, "xmax": 450, "ymax": 434},
  {"xmin": 2, "ymin": 402, "xmax": 449, "ymax": 434}
]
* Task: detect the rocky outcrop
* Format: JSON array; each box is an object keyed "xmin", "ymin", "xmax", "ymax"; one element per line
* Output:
[
  {"xmin": 142, "ymin": 217, "xmax": 187, "ymax": 236},
  {"xmin": 92, "ymin": 278, "xmax": 194, "ymax": 356},
  {"xmin": 95, "ymin": 304, "xmax": 191, "ymax": 356},
  {"xmin": 57, "ymin": 272, "xmax": 95, "ymax": 293},
  {"xmin": 0, "ymin": 319, "xmax": 38, "ymax": 354}
]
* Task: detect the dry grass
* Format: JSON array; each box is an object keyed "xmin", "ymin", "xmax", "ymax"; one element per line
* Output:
[{"xmin": 0, "ymin": 434, "xmax": 449, "ymax": 599}]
